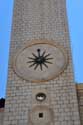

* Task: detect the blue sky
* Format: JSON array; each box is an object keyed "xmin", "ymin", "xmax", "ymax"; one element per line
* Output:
[{"xmin": 0, "ymin": 0, "xmax": 83, "ymax": 98}]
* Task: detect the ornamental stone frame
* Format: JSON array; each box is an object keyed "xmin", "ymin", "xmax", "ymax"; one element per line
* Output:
[{"xmin": 13, "ymin": 39, "xmax": 68, "ymax": 83}]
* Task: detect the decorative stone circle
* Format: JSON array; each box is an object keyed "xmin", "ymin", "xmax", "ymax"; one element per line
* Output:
[{"xmin": 13, "ymin": 39, "xmax": 68, "ymax": 82}]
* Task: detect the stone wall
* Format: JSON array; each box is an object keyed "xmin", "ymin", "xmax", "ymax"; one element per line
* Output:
[
  {"xmin": 0, "ymin": 84, "xmax": 83, "ymax": 125},
  {"xmin": 0, "ymin": 84, "xmax": 82, "ymax": 125},
  {"xmin": 0, "ymin": 109, "xmax": 4, "ymax": 125},
  {"xmin": 4, "ymin": 0, "xmax": 81, "ymax": 125}
]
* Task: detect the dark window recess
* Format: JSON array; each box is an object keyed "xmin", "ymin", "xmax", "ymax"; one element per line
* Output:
[
  {"xmin": 0, "ymin": 98, "xmax": 5, "ymax": 108},
  {"xmin": 36, "ymin": 92, "xmax": 46, "ymax": 102},
  {"xmin": 39, "ymin": 113, "xmax": 43, "ymax": 118}
]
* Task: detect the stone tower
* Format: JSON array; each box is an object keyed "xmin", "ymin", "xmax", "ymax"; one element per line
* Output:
[{"xmin": 4, "ymin": 0, "xmax": 81, "ymax": 125}]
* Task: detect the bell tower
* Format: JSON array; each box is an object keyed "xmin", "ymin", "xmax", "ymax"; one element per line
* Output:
[{"xmin": 4, "ymin": 0, "xmax": 81, "ymax": 125}]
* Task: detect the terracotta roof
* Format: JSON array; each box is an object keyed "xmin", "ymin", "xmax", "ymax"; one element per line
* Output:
[{"xmin": 76, "ymin": 84, "xmax": 83, "ymax": 90}]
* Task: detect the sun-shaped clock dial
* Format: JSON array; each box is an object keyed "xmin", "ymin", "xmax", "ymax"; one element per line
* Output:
[
  {"xmin": 13, "ymin": 40, "xmax": 68, "ymax": 82},
  {"xmin": 27, "ymin": 49, "xmax": 53, "ymax": 71}
]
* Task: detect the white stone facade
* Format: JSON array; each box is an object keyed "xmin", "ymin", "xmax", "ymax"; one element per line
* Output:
[{"xmin": 3, "ymin": 0, "xmax": 81, "ymax": 125}]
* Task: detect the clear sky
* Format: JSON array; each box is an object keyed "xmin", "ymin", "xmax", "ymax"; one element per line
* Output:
[{"xmin": 0, "ymin": 0, "xmax": 83, "ymax": 98}]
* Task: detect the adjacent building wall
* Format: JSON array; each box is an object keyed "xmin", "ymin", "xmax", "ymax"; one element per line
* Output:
[{"xmin": 76, "ymin": 84, "xmax": 83, "ymax": 125}]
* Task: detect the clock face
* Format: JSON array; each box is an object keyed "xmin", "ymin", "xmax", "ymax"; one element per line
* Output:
[{"xmin": 13, "ymin": 40, "xmax": 68, "ymax": 82}]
